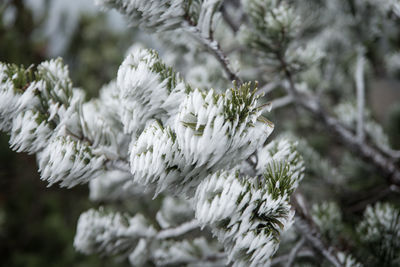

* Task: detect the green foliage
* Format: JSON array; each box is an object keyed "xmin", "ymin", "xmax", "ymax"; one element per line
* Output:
[{"xmin": 357, "ymin": 203, "xmax": 400, "ymax": 267}]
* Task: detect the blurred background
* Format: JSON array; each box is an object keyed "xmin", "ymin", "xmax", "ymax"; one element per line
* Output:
[
  {"xmin": 1, "ymin": 0, "xmax": 400, "ymax": 266},
  {"xmin": 0, "ymin": 0, "xmax": 131, "ymax": 266}
]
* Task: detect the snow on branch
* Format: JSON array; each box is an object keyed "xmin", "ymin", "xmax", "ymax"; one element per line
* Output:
[{"xmin": 95, "ymin": 0, "xmax": 241, "ymax": 82}]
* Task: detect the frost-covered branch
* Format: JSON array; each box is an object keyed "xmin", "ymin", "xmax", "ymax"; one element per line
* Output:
[
  {"xmin": 241, "ymin": 0, "xmax": 400, "ymax": 186},
  {"xmin": 271, "ymin": 95, "xmax": 293, "ymax": 110},
  {"xmin": 271, "ymin": 248, "xmax": 314, "ymax": 266},
  {"xmin": 285, "ymin": 238, "xmax": 305, "ymax": 267},
  {"xmin": 242, "ymin": 136, "xmax": 345, "ymax": 266},
  {"xmin": 96, "ymin": 0, "xmax": 241, "ymax": 82},
  {"xmin": 292, "ymin": 194, "xmax": 343, "ymax": 267},
  {"xmin": 6, "ymin": 1, "xmax": 400, "ymax": 265},
  {"xmin": 184, "ymin": 24, "xmax": 241, "ymax": 82},
  {"xmin": 105, "ymin": 159, "xmax": 130, "ymax": 173}
]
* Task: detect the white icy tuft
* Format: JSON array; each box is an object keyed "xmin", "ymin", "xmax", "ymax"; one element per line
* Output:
[
  {"xmin": 96, "ymin": 0, "xmax": 186, "ymax": 31},
  {"xmin": 194, "ymin": 168, "xmax": 298, "ymax": 266},
  {"xmin": 117, "ymin": 47, "xmax": 187, "ymax": 134},
  {"xmin": 74, "ymin": 208, "xmax": 156, "ymax": 255},
  {"xmin": 9, "ymin": 110, "xmax": 53, "ymax": 154},
  {"xmin": 89, "ymin": 170, "xmax": 147, "ymax": 202},
  {"xmin": 38, "ymin": 136, "xmax": 106, "ymax": 188}
]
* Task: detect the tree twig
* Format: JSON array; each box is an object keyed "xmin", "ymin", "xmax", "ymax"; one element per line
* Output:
[
  {"xmin": 257, "ymin": 80, "xmax": 282, "ymax": 96},
  {"xmin": 184, "ymin": 23, "xmax": 242, "ymax": 83},
  {"xmin": 221, "ymin": 3, "xmax": 240, "ymax": 33},
  {"xmin": 285, "ymin": 237, "xmax": 306, "ymax": 267},
  {"xmin": 292, "ymin": 193, "xmax": 343, "ymax": 267},
  {"xmin": 106, "ymin": 159, "xmax": 130, "ymax": 173},
  {"xmin": 355, "ymin": 48, "xmax": 365, "ymax": 142},
  {"xmin": 156, "ymin": 219, "xmax": 200, "ymax": 239},
  {"xmin": 271, "ymin": 95, "xmax": 293, "ymax": 110},
  {"xmin": 279, "ymin": 57, "xmax": 400, "ymax": 186},
  {"xmin": 271, "ymin": 248, "xmax": 314, "ymax": 266}
]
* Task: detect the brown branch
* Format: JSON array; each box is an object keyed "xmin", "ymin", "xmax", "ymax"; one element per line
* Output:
[
  {"xmin": 292, "ymin": 193, "xmax": 344, "ymax": 267},
  {"xmin": 285, "ymin": 237, "xmax": 306, "ymax": 267},
  {"xmin": 279, "ymin": 58, "xmax": 400, "ymax": 187}
]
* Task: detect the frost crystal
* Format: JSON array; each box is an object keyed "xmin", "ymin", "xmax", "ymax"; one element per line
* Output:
[
  {"xmin": 194, "ymin": 166, "xmax": 300, "ymax": 266},
  {"xmin": 256, "ymin": 137, "xmax": 305, "ymax": 191},
  {"xmin": 156, "ymin": 196, "xmax": 194, "ymax": 229},
  {"xmin": 9, "ymin": 110, "xmax": 52, "ymax": 154},
  {"xmin": 74, "ymin": 208, "xmax": 156, "ymax": 255},
  {"xmin": 130, "ymin": 81, "xmax": 274, "ymax": 196},
  {"xmin": 130, "ymin": 120, "xmax": 183, "ymax": 195},
  {"xmin": 117, "ymin": 48, "xmax": 187, "ymax": 134},
  {"xmin": 96, "ymin": 0, "xmax": 223, "ymax": 38},
  {"xmin": 175, "ymin": 84, "xmax": 273, "ymax": 170},
  {"xmin": 0, "ymin": 63, "xmax": 35, "ymax": 131},
  {"xmin": 38, "ymin": 136, "xmax": 106, "ymax": 188},
  {"xmin": 96, "ymin": 0, "xmax": 186, "ymax": 31}
]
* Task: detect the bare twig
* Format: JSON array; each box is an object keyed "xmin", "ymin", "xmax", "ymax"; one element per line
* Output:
[
  {"xmin": 285, "ymin": 238, "xmax": 306, "ymax": 267},
  {"xmin": 221, "ymin": 3, "xmax": 240, "ymax": 33},
  {"xmin": 156, "ymin": 219, "xmax": 200, "ymax": 239},
  {"xmin": 256, "ymin": 80, "xmax": 282, "ymax": 96},
  {"xmin": 279, "ymin": 57, "xmax": 400, "ymax": 186},
  {"xmin": 296, "ymin": 92, "xmax": 400, "ymax": 186},
  {"xmin": 157, "ymin": 252, "xmax": 226, "ymax": 265},
  {"xmin": 106, "ymin": 159, "xmax": 130, "ymax": 173},
  {"xmin": 184, "ymin": 23, "xmax": 242, "ymax": 83},
  {"xmin": 381, "ymin": 147, "xmax": 400, "ymax": 160},
  {"xmin": 272, "ymin": 248, "xmax": 314, "ymax": 266},
  {"xmin": 346, "ymin": 186, "xmax": 395, "ymax": 213},
  {"xmin": 271, "ymin": 95, "xmax": 293, "ymax": 110},
  {"xmin": 292, "ymin": 193, "xmax": 343, "ymax": 267},
  {"xmin": 355, "ymin": 48, "xmax": 365, "ymax": 142}
]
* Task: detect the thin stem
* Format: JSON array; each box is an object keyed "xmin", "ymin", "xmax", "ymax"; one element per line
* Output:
[
  {"xmin": 355, "ymin": 48, "xmax": 365, "ymax": 142},
  {"xmin": 278, "ymin": 56, "xmax": 400, "ymax": 186},
  {"xmin": 292, "ymin": 193, "xmax": 343, "ymax": 267},
  {"xmin": 184, "ymin": 22, "xmax": 242, "ymax": 83},
  {"xmin": 285, "ymin": 238, "xmax": 306, "ymax": 267},
  {"xmin": 256, "ymin": 80, "xmax": 281, "ymax": 96},
  {"xmin": 106, "ymin": 159, "xmax": 130, "ymax": 173},
  {"xmin": 271, "ymin": 248, "xmax": 314, "ymax": 266},
  {"xmin": 156, "ymin": 219, "xmax": 200, "ymax": 239},
  {"xmin": 221, "ymin": 3, "xmax": 240, "ymax": 33},
  {"xmin": 271, "ymin": 95, "xmax": 293, "ymax": 110}
]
